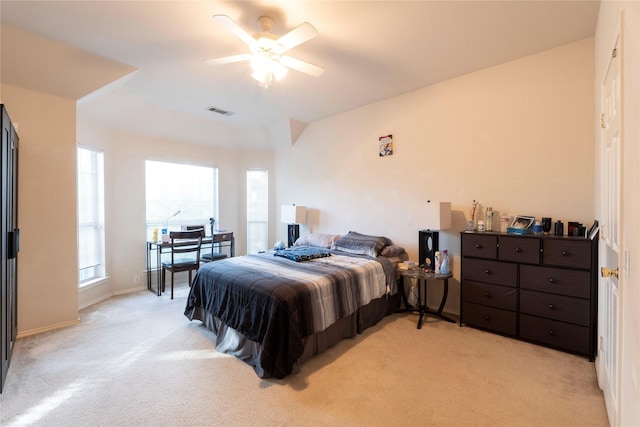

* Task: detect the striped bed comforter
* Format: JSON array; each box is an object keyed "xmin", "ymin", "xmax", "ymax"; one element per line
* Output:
[{"xmin": 184, "ymin": 251, "xmax": 395, "ymax": 378}]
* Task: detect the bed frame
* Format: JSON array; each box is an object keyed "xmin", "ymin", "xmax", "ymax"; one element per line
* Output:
[{"xmin": 188, "ymin": 293, "xmax": 400, "ymax": 378}]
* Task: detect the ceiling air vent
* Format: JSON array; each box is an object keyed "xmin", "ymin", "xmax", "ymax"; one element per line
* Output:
[{"xmin": 208, "ymin": 106, "xmax": 234, "ymax": 116}]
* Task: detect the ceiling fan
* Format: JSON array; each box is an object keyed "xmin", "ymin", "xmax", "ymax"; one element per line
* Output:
[{"xmin": 205, "ymin": 14, "xmax": 324, "ymax": 87}]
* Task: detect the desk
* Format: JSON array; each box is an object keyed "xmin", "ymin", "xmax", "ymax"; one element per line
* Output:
[
  {"xmin": 398, "ymin": 270, "xmax": 456, "ymax": 329},
  {"xmin": 146, "ymin": 232, "xmax": 234, "ymax": 296}
]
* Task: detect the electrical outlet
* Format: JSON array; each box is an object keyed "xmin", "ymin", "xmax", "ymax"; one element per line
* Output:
[{"xmin": 134, "ymin": 275, "xmax": 141, "ymax": 284}]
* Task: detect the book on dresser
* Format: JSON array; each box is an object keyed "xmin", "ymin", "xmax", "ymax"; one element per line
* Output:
[{"xmin": 460, "ymin": 231, "xmax": 598, "ymax": 361}]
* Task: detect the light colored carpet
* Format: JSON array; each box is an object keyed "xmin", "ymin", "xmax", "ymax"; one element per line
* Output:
[{"xmin": 0, "ymin": 284, "xmax": 609, "ymax": 427}]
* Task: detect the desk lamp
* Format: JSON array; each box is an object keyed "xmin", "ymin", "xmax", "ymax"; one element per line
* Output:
[
  {"xmin": 281, "ymin": 205, "xmax": 307, "ymax": 247},
  {"xmin": 409, "ymin": 201, "xmax": 452, "ymax": 270},
  {"xmin": 161, "ymin": 210, "xmax": 181, "ymax": 243}
]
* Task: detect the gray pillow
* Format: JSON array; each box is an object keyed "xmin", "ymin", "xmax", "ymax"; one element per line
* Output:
[
  {"xmin": 380, "ymin": 244, "xmax": 407, "ymax": 257},
  {"xmin": 331, "ymin": 231, "xmax": 392, "ymax": 258}
]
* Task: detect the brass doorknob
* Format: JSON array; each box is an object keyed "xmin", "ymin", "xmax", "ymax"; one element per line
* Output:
[{"xmin": 601, "ymin": 267, "xmax": 619, "ymax": 278}]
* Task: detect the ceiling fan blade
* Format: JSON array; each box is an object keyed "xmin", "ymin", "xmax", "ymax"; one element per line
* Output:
[
  {"xmin": 204, "ymin": 54, "xmax": 252, "ymax": 66},
  {"xmin": 279, "ymin": 56, "xmax": 324, "ymax": 77},
  {"xmin": 213, "ymin": 15, "xmax": 255, "ymax": 47},
  {"xmin": 274, "ymin": 22, "xmax": 318, "ymax": 54}
]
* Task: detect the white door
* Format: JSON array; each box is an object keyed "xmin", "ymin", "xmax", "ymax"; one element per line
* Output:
[{"xmin": 597, "ymin": 32, "xmax": 622, "ymax": 427}]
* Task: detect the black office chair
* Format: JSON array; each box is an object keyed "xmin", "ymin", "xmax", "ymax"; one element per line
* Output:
[{"xmin": 161, "ymin": 229, "xmax": 203, "ymax": 299}]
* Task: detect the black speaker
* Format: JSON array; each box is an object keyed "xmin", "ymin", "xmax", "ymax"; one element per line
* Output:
[
  {"xmin": 287, "ymin": 224, "xmax": 300, "ymax": 247},
  {"xmin": 419, "ymin": 230, "xmax": 439, "ymax": 271}
]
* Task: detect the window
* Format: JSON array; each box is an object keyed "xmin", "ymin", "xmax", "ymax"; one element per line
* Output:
[
  {"xmin": 145, "ymin": 160, "xmax": 218, "ymax": 240},
  {"xmin": 247, "ymin": 169, "xmax": 268, "ymax": 253},
  {"xmin": 77, "ymin": 146, "xmax": 105, "ymax": 285}
]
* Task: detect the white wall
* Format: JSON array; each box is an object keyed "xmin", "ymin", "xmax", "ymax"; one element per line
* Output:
[
  {"xmin": 595, "ymin": 2, "xmax": 640, "ymax": 425},
  {"xmin": 274, "ymin": 38, "xmax": 595, "ymax": 315},
  {"xmin": 1, "ymin": 84, "xmax": 80, "ymax": 336}
]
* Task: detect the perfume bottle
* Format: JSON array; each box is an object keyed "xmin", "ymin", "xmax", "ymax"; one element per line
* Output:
[
  {"xmin": 500, "ymin": 215, "xmax": 510, "ymax": 233},
  {"xmin": 486, "ymin": 207, "xmax": 494, "ymax": 232},
  {"xmin": 440, "ymin": 250, "xmax": 450, "ymax": 275}
]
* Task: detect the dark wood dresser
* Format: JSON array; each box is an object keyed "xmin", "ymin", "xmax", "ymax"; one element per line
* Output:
[{"xmin": 460, "ymin": 231, "xmax": 598, "ymax": 361}]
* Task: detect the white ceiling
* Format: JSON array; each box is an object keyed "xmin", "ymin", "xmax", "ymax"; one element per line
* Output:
[{"xmin": 0, "ymin": 1, "xmax": 600, "ymax": 150}]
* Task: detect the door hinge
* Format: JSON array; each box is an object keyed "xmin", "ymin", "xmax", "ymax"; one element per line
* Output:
[
  {"xmin": 600, "ymin": 113, "xmax": 606, "ymax": 129},
  {"xmin": 612, "ymin": 48, "xmax": 617, "ymax": 58}
]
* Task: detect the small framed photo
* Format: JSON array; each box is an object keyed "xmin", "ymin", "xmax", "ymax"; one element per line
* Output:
[
  {"xmin": 588, "ymin": 220, "xmax": 600, "ymax": 240},
  {"xmin": 379, "ymin": 134, "xmax": 393, "ymax": 156},
  {"xmin": 510, "ymin": 215, "xmax": 535, "ymax": 230}
]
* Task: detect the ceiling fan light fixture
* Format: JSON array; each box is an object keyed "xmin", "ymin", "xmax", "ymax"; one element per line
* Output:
[
  {"xmin": 250, "ymin": 54, "xmax": 287, "ymax": 86},
  {"xmin": 251, "ymin": 68, "xmax": 267, "ymax": 84},
  {"xmin": 207, "ymin": 15, "xmax": 324, "ymax": 87},
  {"xmin": 250, "ymin": 55, "xmax": 269, "ymax": 72},
  {"xmin": 250, "ymin": 56, "xmax": 269, "ymax": 83},
  {"xmin": 270, "ymin": 61, "xmax": 288, "ymax": 81},
  {"xmin": 251, "ymin": 35, "xmax": 276, "ymax": 56}
]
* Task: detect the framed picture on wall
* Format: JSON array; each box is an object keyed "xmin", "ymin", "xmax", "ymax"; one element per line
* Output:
[{"xmin": 379, "ymin": 134, "xmax": 393, "ymax": 156}]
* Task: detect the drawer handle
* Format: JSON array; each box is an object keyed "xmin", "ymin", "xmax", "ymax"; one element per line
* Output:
[
  {"xmin": 548, "ymin": 304, "xmax": 556, "ymax": 310},
  {"xmin": 562, "ymin": 250, "xmax": 569, "ymax": 256},
  {"xmin": 515, "ymin": 247, "xmax": 521, "ymax": 253},
  {"xmin": 475, "ymin": 244, "xmax": 482, "ymax": 249},
  {"xmin": 484, "ymin": 315, "xmax": 491, "ymax": 321},
  {"xmin": 548, "ymin": 330, "xmax": 556, "ymax": 336},
  {"xmin": 548, "ymin": 278, "xmax": 556, "ymax": 284},
  {"xmin": 485, "ymin": 292, "xmax": 491, "ymax": 298},
  {"xmin": 484, "ymin": 269, "xmax": 491, "ymax": 275}
]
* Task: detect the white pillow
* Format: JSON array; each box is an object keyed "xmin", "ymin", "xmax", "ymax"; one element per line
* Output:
[{"xmin": 294, "ymin": 233, "xmax": 341, "ymax": 249}]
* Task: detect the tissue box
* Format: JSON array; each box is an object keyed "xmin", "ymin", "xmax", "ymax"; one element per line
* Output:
[{"xmin": 507, "ymin": 227, "xmax": 532, "ymax": 235}]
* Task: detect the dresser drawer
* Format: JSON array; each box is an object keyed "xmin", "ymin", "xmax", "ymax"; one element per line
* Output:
[
  {"xmin": 520, "ymin": 290, "xmax": 590, "ymax": 326},
  {"xmin": 461, "ymin": 234, "xmax": 497, "ymax": 259},
  {"xmin": 543, "ymin": 239, "xmax": 592, "ymax": 269},
  {"xmin": 520, "ymin": 265, "xmax": 591, "ymax": 298},
  {"xmin": 520, "ymin": 314, "xmax": 590, "ymax": 355},
  {"xmin": 498, "ymin": 236, "xmax": 541, "ymax": 264},
  {"xmin": 461, "ymin": 302, "xmax": 516, "ymax": 336},
  {"xmin": 462, "ymin": 258, "xmax": 517, "ymax": 287},
  {"xmin": 462, "ymin": 281, "xmax": 517, "ymax": 311}
]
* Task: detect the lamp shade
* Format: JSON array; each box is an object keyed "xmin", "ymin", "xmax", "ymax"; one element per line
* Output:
[
  {"xmin": 408, "ymin": 201, "xmax": 452, "ymax": 230},
  {"xmin": 281, "ymin": 205, "xmax": 307, "ymax": 224}
]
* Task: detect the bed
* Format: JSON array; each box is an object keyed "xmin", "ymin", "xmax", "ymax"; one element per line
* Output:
[{"xmin": 184, "ymin": 231, "xmax": 408, "ymax": 379}]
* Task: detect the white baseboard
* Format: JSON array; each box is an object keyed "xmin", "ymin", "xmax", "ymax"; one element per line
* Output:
[
  {"xmin": 17, "ymin": 319, "xmax": 81, "ymax": 339},
  {"xmin": 78, "ymin": 292, "xmax": 113, "ymax": 310},
  {"xmin": 114, "ymin": 285, "xmax": 147, "ymax": 295}
]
